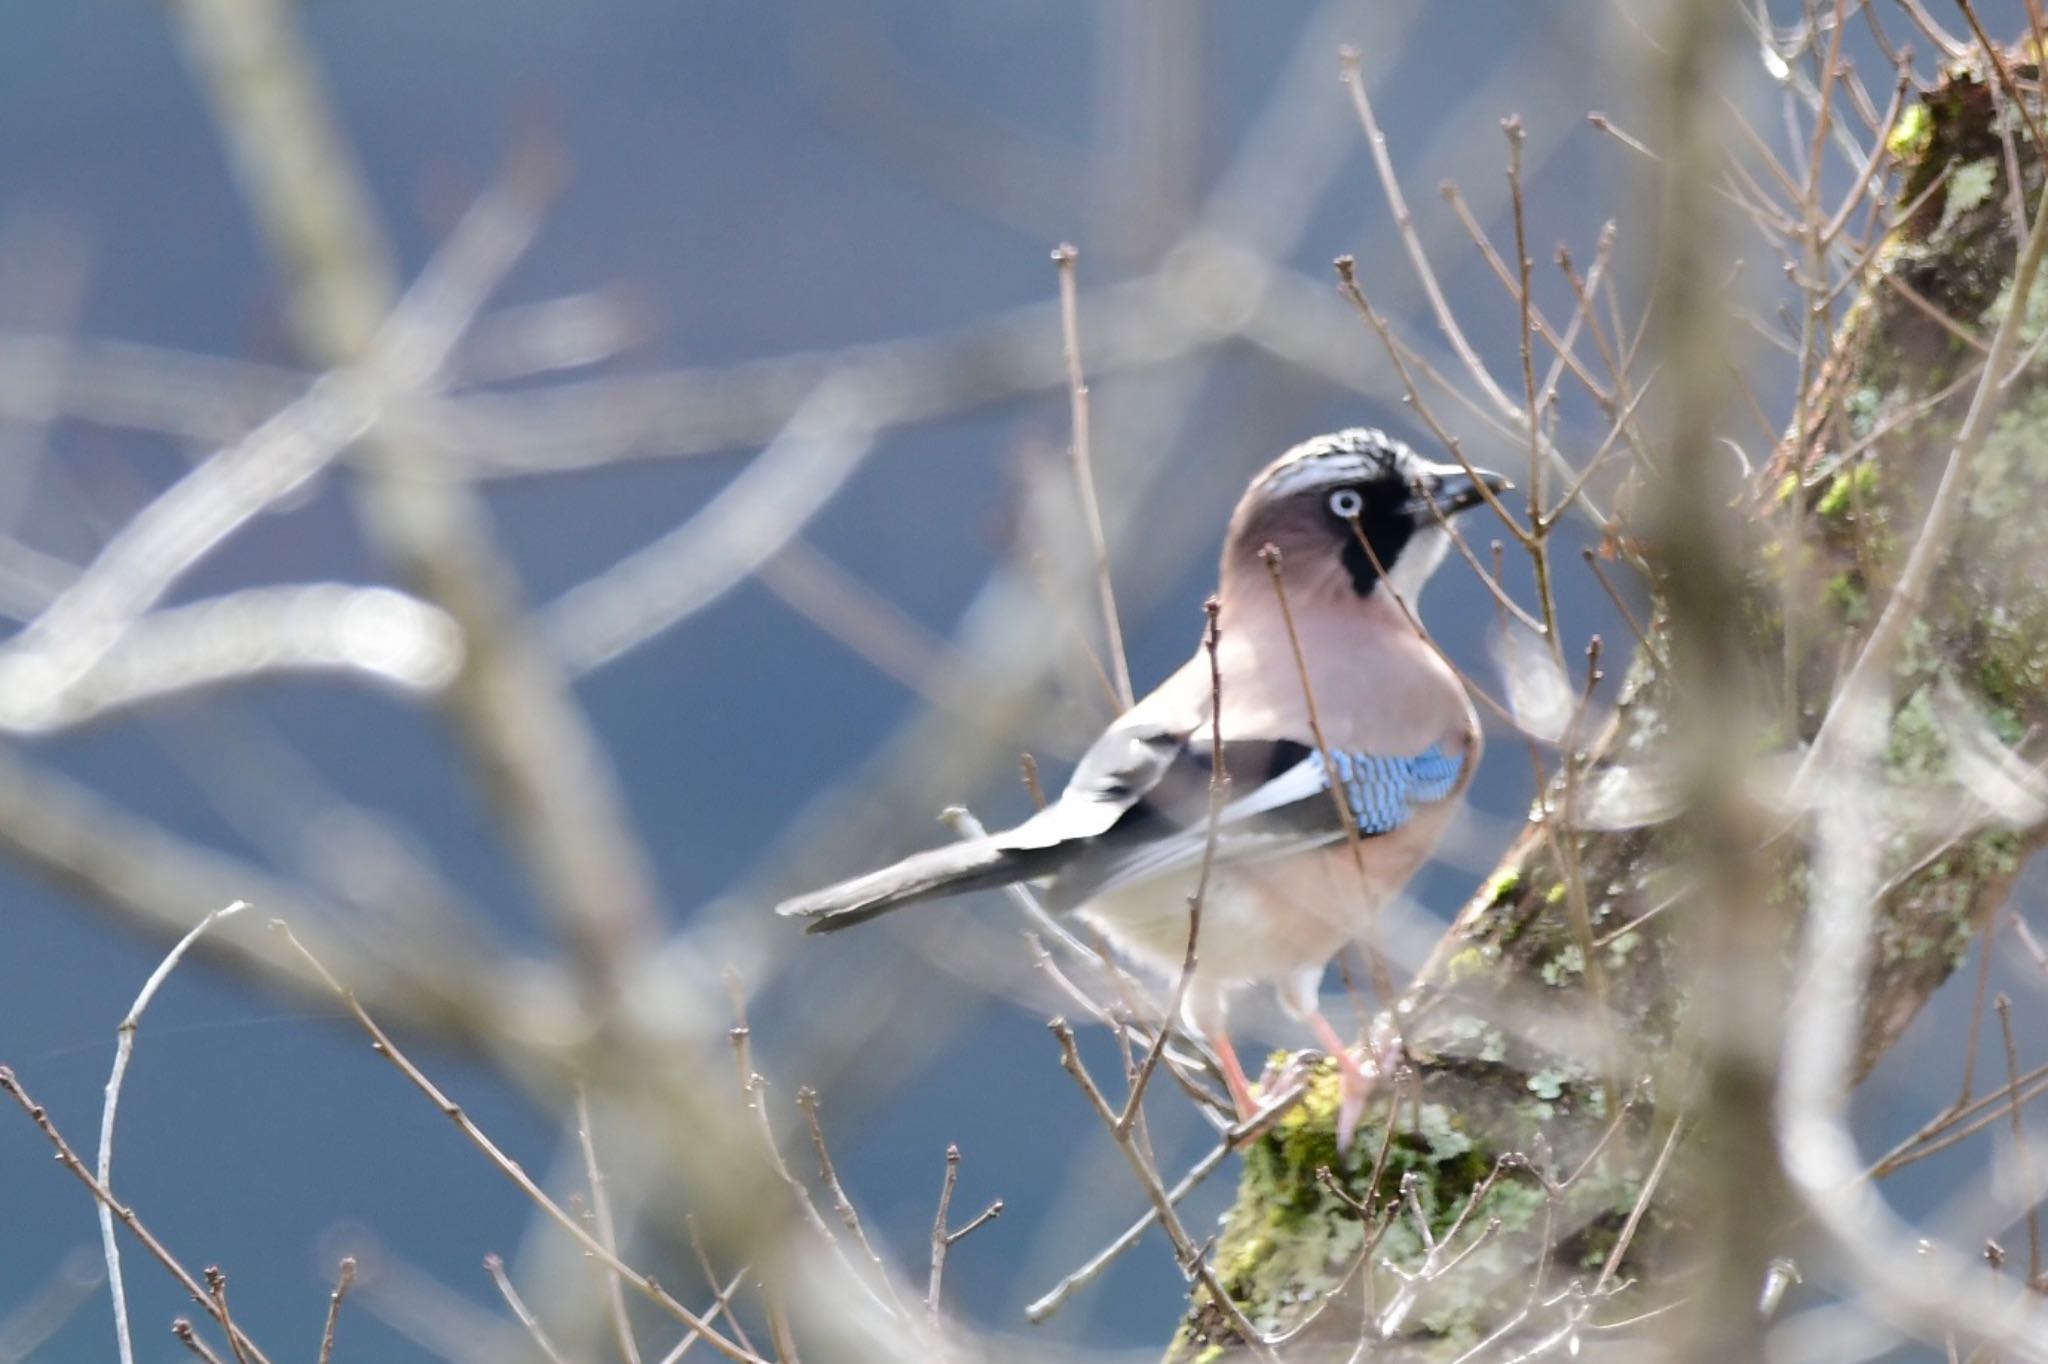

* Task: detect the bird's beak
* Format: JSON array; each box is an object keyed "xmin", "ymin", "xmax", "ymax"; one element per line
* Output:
[{"xmin": 1409, "ymin": 466, "xmax": 1511, "ymax": 522}]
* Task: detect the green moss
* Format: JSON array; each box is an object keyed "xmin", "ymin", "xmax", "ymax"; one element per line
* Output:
[
  {"xmin": 1816, "ymin": 461, "xmax": 1881, "ymax": 522},
  {"xmin": 1889, "ymin": 101, "xmax": 1931, "ymax": 160},
  {"xmin": 1885, "ymin": 684, "xmax": 1949, "ymax": 783},
  {"xmin": 1205, "ymin": 1070, "xmax": 1377, "ymax": 1338},
  {"xmin": 1191, "ymin": 1062, "xmax": 1585, "ymax": 1349},
  {"xmin": 1825, "ymin": 571, "xmax": 1871, "ymax": 625},
  {"xmin": 1543, "ymin": 882, "xmax": 1569, "ymax": 907},
  {"xmin": 1442, "ymin": 945, "xmax": 1488, "ymax": 985},
  {"xmin": 1484, "ymin": 868, "xmax": 1523, "ymax": 906}
]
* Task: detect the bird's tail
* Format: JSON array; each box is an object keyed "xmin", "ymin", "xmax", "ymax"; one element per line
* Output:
[{"xmin": 775, "ymin": 837, "xmax": 1064, "ymax": 933}]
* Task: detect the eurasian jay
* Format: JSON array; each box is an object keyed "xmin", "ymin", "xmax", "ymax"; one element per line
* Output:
[{"xmin": 778, "ymin": 428, "xmax": 1503, "ymax": 1123}]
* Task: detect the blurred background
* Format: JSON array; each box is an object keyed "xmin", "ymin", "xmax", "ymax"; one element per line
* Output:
[{"xmin": 2, "ymin": 4, "xmax": 2040, "ymax": 1361}]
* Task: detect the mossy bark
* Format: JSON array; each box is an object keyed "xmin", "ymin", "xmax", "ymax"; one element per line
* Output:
[{"xmin": 1167, "ymin": 59, "xmax": 2048, "ymax": 1362}]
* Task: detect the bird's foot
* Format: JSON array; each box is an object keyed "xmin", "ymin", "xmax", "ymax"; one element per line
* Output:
[
  {"xmin": 1309, "ymin": 1013, "xmax": 1405, "ymax": 1152},
  {"xmin": 1209, "ymin": 1027, "xmax": 1261, "ymax": 1123},
  {"xmin": 1225, "ymin": 1053, "xmax": 1318, "ymax": 1147}
]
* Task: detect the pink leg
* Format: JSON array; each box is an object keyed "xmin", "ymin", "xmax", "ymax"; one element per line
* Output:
[
  {"xmin": 1209, "ymin": 1028, "xmax": 1260, "ymax": 1121},
  {"xmin": 1305, "ymin": 1011, "xmax": 1374, "ymax": 1085},
  {"xmin": 1306, "ymin": 1010, "xmax": 1379, "ymax": 1151}
]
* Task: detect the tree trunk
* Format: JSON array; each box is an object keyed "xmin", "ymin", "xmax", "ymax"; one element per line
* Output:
[{"xmin": 1166, "ymin": 56, "xmax": 2048, "ymax": 1363}]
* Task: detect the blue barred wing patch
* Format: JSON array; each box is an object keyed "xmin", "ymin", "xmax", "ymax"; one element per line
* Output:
[{"xmin": 1313, "ymin": 743, "xmax": 1464, "ymax": 833}]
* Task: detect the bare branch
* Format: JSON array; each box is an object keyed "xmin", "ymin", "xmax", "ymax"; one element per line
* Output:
[
  {"xmin": 270, "ymin": 921, "xmax": 772, "ymax": 1364},
  {"xmin": 317, "ymin": 1257, "xmax": 357, "ymax": 1364},
  {"xmin": 169, "ymin": 0, "xmax": 664, "ymax": 987},
  {"xmin": 1052, "ymin": 244, "xmax": 1134, "ymax": 710},
  {"xmin": 542, "ymin": 375, "xmax": 880, "ymax": 675},
  {"xmin": 97, "ymin": 901, "xmax": 246, "ymax": 1364},
  {"xmin": 575, "ymin": 1090, "xmax": 643, "ymax": 1364},
  {"xmin": 0, "ymin": 1067, "xmax": 277, "ymax": 1364},
  {"xmin": 485, "ymin": 1254, "xmax": 575, "ymax": 1364}
]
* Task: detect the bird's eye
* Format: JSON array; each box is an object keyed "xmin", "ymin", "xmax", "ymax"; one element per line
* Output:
[{"xmin": 1327, "ymin": 487, "xmax": 1364, "ymax": 519}]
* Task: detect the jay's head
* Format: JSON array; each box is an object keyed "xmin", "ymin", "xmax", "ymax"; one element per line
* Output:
[{"xmin": 1225, "ymin": 428, "xmax": 1509, "ymax": 602}]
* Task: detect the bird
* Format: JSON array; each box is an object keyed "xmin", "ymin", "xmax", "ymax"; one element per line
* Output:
[{"xmin": 777, "ymin": 428, "xmax": 1504, "ymax": 1129}]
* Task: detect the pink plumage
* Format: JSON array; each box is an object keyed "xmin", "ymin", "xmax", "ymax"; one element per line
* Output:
[{"xmin": 778, "ymin": 428, "xmax": 1505, "ymax": 1128}]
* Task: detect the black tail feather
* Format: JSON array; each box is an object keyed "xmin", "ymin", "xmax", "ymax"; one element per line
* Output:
[{"xmin": 776, "ymin": 837, "xmax": 1065, "ymax": 932}]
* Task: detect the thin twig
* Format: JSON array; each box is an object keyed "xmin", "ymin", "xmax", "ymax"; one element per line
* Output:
[
  {"xmin": 1871, "ymin": 1062, "xmax": 2048, "ymax": 1178},
  {"xmin": 1996, "ymin": 995, "xmax": 2043, "ymax": 1290},
  {"xmin": 172, "ymin": 1320, "xmax": 230, "ymax": 1364},
  {"xmin": 655, "ymin": 1267, "xmax": 749, "ymax": 1364},
  {"xmin": 1258, "ymin": 545, "xmax": 1396, "ymax": 1009},
  {"xmin": 1504, "ymin": 116, "xmax": 1547, "ymax": 523},
  {"xmin": 927, "ymin": 1145, "xmax": 960, "ymax": 1314},
  {"xmin": 1595, "ymin": 1117, "xmax": 1687, "ymax": 1295},
  {"xmin": 97, "ymin": 899, "xmax": 246, "ymax": 1364},
  {"xmin": 759, "ymin": 1283, "xmax": 800, "ymax": 1364},
  {"xmin": 0, "ymin": 1067, "xmax": 277, "ymax": 1364},
  {"xmin": 317, "ymin": 1257, "xmax": 356, "ymax": 1364},
  {"xmin": 795, "ymin": 1087, "xmax": 908, "ymax": 1317},
  {"xmin": 1024, "ymin": 1139, "xmax": 1231, "ymax": 1323},
  {"xmin": 756, "ymin": 539, "xmax": 956, "ymax": 707},
  {"xmin": 1956, "ymin": 2, "xmax": 2048, "ymax": 159},
  {"xmin": 268, "ymin": 921, "xmax": 768, "ymax": 1364},
  {"xmin": 683, "ymin": 1218, "xmax": 759, "ymax": 1361},
  {"xmin": 1331, "ymin": 258, "xmax": 1529, "ymax": 543},
  {"xmin": 1052, "ymin": 244, "xmax": 1133, "ymax": 710},
  {"xmin": 1048, "ymin": 1020, "xmax": 1281, "ymax": 1361},
  {"xmin": 575, "ymin": 1088, "xmax": 643, "ymax": 1364},
  {"xmin": 485, "ymin": 1254, "xmax": 573, "ymax": 1364},
  {"xmin": 1338, "ymin": 48, "xmax": 1564, "ymax": 480},
  {"xmin": 1436, "ymin": 183, "xmax": 1616, "ymax": 412},
  {"xmin": 1119, "ymin": 599, "xmax": 1225, "ymax": 1134},
  {"xmin": 1960, "ymin": 912, "xmax": 2003, "ymax": 1107},
  {"xmin": 204, "ymin": 1267, "xmax": 251, "ymax": 1364}
]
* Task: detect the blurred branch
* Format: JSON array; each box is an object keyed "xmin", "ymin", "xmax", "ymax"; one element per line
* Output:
[
  {"xmin": 755, "ymin": 538, "xmax": 960, "ymax": 705},
  {"xmin": 0, "ymin": 1248, "xmax": 102, "ymax": 1364},
  {"xmin": 0, "ymin": 738, "xmax": 516, "ymax": 1038},
  {"xmin": 168, "ymin": 0, "xmax": 664, "ymax": 986},
  {"xmin": 0, "ymin": 585, "xmax": 459, "ymax": 734},
  {"xmin": 541, "ymin": 373, "xmax": 880, "ymax": 675}
]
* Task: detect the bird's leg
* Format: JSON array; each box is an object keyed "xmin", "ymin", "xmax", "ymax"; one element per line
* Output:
[
  {"xmin": 1209, "ymin": 1027, "xmax": 1260, "ymax": 1121},
  {"xmin": 1306, "ymin": 1009, "xmax": 1380, "ymax": 1151}
]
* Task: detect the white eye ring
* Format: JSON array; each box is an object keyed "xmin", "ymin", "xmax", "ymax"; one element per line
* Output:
[{"xmin": 1327, "ymin": 487, "xmax": 1364, "ymax": 519}]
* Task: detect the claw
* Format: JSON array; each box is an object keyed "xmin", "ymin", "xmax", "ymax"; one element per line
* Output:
[
  {"xmin": 1307, "ymin": 1012, "xmax": 1404, "ymax": 1152},
  {"xmin": 1335, "ymin": 1060, "xmax": 1372, "ymax": 1153},
  {"xmin": 1227, "ymin": 1055, "xmax": 1317, "ymax": 1146}
]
